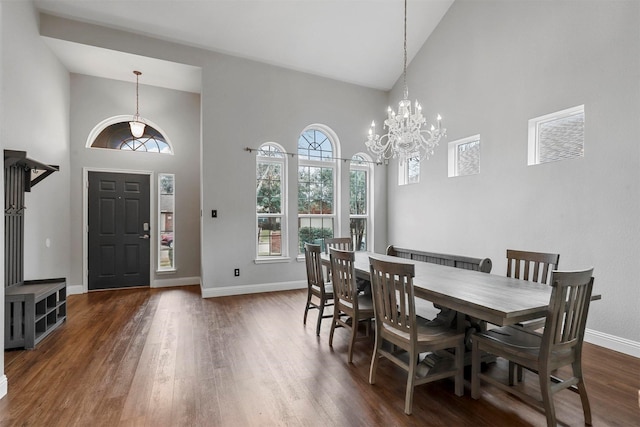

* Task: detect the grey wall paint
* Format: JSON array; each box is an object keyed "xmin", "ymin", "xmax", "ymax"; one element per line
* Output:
[
  {"xmin": 199, "ymin": 55, "xmax": 388, "ymax": 290},
  {"xmin": 8, "ymin": 1, "xmax": 636, "ymax": 348},
  {"xmin": 1, "ymin": 0, "xmax": 72, "ymax": 389},
  {"xmin": 68, "ymin": 74, "xmax": 202, "ymax": 287},
  {"xmin": 38, "ymin": 12, "xmax": 389, "ymax": 291},
  {"xmin": 386, "ymin": 1, "xmax": 640, "ymax": 342}
]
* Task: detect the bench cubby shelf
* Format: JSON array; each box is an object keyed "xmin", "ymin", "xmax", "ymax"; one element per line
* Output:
[{"xmin": 5, "ymin": 278, "xmax": 67, "ymax": 349}]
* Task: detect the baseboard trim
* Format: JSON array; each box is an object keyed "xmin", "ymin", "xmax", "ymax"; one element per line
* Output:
[
  {"xmin": 67, "ymin": 284, "xmax": 84, "ymax": 296},
  {"xmin": 152, "ymin": 276, "xmax": 201, "ymax": 289},
  {"xmin": 585, "ymin": 328, "xmax": 640, "ymax": 358},
  {"xmin": 0, "ymin": 375, "xmax": 7, "ymax": 400},
  {"xmin": 201, "ymin": 280, "xmax": 306, "ymax": 298}
]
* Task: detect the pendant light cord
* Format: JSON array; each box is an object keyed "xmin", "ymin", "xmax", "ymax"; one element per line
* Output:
[{"xmin": 134, "ymin": 70, "xmax": 142, "ymax": 117}]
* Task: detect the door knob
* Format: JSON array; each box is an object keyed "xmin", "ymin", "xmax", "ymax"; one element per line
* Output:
[{"xmin": 139, "ymin": 234, "xmax": 150, "ymax": 239}]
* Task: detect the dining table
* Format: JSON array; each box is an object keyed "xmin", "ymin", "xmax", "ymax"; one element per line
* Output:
[{"xmin": 321, "ymin": 251, "xmax": 600, "ymax": 333}]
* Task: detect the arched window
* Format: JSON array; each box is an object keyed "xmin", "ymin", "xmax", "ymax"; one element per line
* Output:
[
  {"xmin": 88, "ymin": 118, "xmax": 173, "ymax": 154},
  {"xmin": 297, "ymin": 126, "xmax": 340, "ymax": 254},
  {"xmin": 256, "ymin": 143, "xmax": 287, "ymax": 259},
  {"xmin": 350, "ymin": 154, "xmax": 373, "ymax": 251}
]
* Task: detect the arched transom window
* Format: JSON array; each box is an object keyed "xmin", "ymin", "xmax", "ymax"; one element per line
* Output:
[
  {"xmin": 90, "ymin": 121, "xmax": 173, "ymax": 154},
  {"xmin": 297, "ymin": 127, "xmax": 339, "ymax": 254}
]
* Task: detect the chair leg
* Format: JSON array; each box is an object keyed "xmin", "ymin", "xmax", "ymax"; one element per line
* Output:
[
  {"xmin": 539, "ymin": 373, "xmax": 557, "ymax": 427},
  {"xmin": 369, "ymin": 333, "xmax": 382, "ymax": 385},
  {"xmin": 348, "ymin": 317, "xmax": 357, "ymax": 363},
  {"xmin": 329, "ymin": 307, "xmax": 339, "ymax": 347},
  {"xmin": 454, "ymin": 339, "xmax": 464, "ymax": 397},
  {"xmin": 517, "ymin": 364, "xmax": 524, "ymax": 382},
  {"xmin": 303, "ymin": 291, "xmax": 312, "ymax": 325},
  {"xmin": 316, "ymin": 299, "xmax": 325, "ymax": 336},
  {"xmin": 404, "ymin": 349, "xmax": 417, "ymax": 415},
  {"xmin": 573, "ymin": 360, "xmax": 592, "ymax": 425},
  {"xmin": 471, "ymin": 338, "xmax": 481, "ymax": 399}
]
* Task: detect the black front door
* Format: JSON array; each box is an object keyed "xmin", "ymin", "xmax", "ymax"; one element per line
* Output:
[{"xmin": 88, "ymin": 172, "xmax": 150, "ymax": 290}]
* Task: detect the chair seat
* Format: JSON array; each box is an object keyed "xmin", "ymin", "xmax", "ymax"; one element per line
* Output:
[
  {"xmin": 476, "ymin": 326, "xmax": 573, "ymax": 365},
  {"xmin": 382, "ymin": 317, "xmax": 463, "ymax": 345},
  {"xmin": 312, "ymin": 282, "xmax": 333, "ymax": 297},
  {"xmin": 337, "ymin": 293, "xmax": 374, "ymax": 313}
]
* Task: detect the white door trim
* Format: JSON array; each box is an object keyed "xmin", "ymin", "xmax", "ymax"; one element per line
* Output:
[{"xmin": 82, "ymin": 167, "xmax": 155, "ymax": 293}]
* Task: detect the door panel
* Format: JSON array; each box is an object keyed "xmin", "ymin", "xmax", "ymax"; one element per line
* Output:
[{"xmin": 89, "ymin": 172, "xmax": 150, "ymax": 290}]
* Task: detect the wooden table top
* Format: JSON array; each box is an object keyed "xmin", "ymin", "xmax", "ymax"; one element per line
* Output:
[{"xmin": 322, "ymin": 251, "xmax": 569, "ymax": 327}]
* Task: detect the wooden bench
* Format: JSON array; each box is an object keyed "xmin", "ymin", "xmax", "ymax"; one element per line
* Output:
[
  {"xmin": 5, "ymin": 278, "xmax": 67, "ymax": 349},
  {"xmin": 385, "ymin": 245, "xmax": 493, "ymax": 350},
  {"xmin": 386, "ymin": 245, "xmax": 492, "ymax": 273}
]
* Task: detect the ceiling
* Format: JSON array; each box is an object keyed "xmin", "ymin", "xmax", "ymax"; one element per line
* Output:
[{"xmin": 35, "ymin": 0, "xmax": 454, "ymax": 93}]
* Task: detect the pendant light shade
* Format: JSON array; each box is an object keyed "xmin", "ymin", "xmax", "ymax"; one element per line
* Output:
[{"xmin": 129, "ymin": 70, "xmax": 146, "ymax": 137}]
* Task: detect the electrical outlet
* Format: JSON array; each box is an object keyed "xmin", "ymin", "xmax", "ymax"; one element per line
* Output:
[{"xmin": 234, "ymin": 268, "xmax": 240, "ymax": 277}]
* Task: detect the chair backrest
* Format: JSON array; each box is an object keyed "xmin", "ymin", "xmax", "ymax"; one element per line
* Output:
[
  {"xmin": 304, "ymin": 243, "xmax": 326, "ymax": 294},
  {"xmin": 541, "ymin": 268, "xmax": 594, "ymax": 361},
  {"xmin": 329, "ymin": 248, "xmax": 358, "ymax": 309},
  {"xmin": 325, "ymin": 237, "xmax": 353, "ymax": 254},
  {"xmin": 506, "ymin": 249, "xmax": 560, "ymax": 284},
  {"xmin": 369, "ymin": 257, "xmax": 417, "ymax": 340}
]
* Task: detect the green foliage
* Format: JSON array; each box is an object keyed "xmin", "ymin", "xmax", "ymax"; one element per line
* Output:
[{"xmin": 298, "ymin": 227, "xmax": 333, "ymax": 252}]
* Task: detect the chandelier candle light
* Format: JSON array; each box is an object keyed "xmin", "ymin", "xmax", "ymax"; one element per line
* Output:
[
  {"xmin": 129, "ymin": 70, "xmax": 146, "ymax": 138},
  {"xmin": 365, "ymin": 0, "xmax": 446, "ymax": 164}
]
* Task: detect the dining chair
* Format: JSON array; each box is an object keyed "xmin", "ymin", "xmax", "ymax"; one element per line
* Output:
[
  {"xmin": 368, "ymin": 257, "xmax": 465, "ymax": 415},
  {"xmin": 303, "ymin": 243, "xmax": 334, "ymax": 336},
  {"xmin": 323, "ymin": 237, "xmax": 354, "ymax": 282},
  {"xmin": 471, "ymin": 268, "xmax": 594, "ymax": 427},
  {"xmin": 324, "ymin": 237, "xmax": 353, "ymax": 254},
  {"xmin": 506, "ymin": 249, "xmax": 560, "ymax": 285},
  {"xmin": 328, "ymin": 248, "xmax": 374, "ymax": 363},
  {"xmin": 506, "ymin": 249, "xmax": 561, "ymax": 382}
]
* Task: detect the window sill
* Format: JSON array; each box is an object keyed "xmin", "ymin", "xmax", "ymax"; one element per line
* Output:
[
  {"xmin": 156, "ymin": 268, "xmax": 177, "ymax": 274},
  {"xmin": 254, "ymin": 257, "xmax": 291, "ymax": 265}
]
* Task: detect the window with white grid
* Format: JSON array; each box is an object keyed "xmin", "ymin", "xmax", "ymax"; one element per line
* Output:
[
  {"xmin": 448, "ymin": 135, "xmax": 480, "ymax": 177},
  {"xmin": 528, "ymin": 105, "xmax": 585, "ymax": 165}
]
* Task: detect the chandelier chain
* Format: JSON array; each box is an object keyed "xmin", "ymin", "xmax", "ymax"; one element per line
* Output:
[{"xmin": 403, "ymin": 0, "xmax": 408, "ymax": 100}]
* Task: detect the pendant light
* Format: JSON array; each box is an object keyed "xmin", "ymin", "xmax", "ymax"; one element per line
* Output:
[{"xmin": 129, "ymin": 70, "xmax": 146, "ymax": 138}]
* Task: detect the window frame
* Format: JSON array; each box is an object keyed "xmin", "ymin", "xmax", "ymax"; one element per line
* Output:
[
  {"xmin": 86, "ymin": 115, "xmax": 174, "ymax": 154},
  {"xmin": 398, "ymin": 154, "xmax": 420, "ymax": 186},
  {"xmin": 528, "ymin": 105, "xmax": 585, "ymax": 166},
  {"xmin": 297, "ymin": 125, "xmax": 341, "ymax": 256},
  {"xmin": 349, "ymin": 153, "xmax": 373, "ymax": 251},
  {"xmin": 255, "ymin": 142, "xmax": 288, "ymax": 262},
  {"xmin": 157, "ymin": 173, "xmax": 175, "ymax": 272},
  {"xmin": 448, "ymin": 134, "xmax": 481, "ymax": 178}
]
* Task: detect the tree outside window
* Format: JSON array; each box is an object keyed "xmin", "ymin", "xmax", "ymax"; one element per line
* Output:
[
  {"xmin": 350, "ymin": 154, "xmax": 371, "ymax": 251},
  {"xmin": 297, "ymin": 128, "xmax": 337, "ymax": 253},
  {"xmin": 256, "ymin": 143, "xmax": 286, "ymax": 257}
]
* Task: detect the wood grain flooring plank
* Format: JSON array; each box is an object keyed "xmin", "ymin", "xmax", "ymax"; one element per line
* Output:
[{"xmin": 0, "ymin": 285, "xmax": 637, "ymax": 427}]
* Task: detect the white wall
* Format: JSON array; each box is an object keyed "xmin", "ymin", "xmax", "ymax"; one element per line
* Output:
[
  {"xmin": 1, "ymin": 0, "xmax": 72, "ymax": 398},
  {"xmin": 38, "ymin": 13, "xmax": 389, "ymax": 297},
  {"xmin": 199, "ymin": 55, "xmax": 388, "ymax": 295},
  {"xmin": 68, "ymin": 74, "xmax": 202, "ymax": 290},
  {"xmin": 387, "ymin": 0, "xmax": 640, "ymax": 350}
]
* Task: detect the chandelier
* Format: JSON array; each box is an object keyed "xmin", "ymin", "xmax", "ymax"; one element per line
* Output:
[
  {"xmin": 129, "ymin": 70, "xmax": 146, "ymax": 138},
  {"xmin": 365, "ymin": 0, "xmax": 446, "ymax": 164}
]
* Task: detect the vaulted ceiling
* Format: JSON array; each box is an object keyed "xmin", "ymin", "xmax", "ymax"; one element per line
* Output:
[{"xmin": 35, "ymin": 0, "xmax": 454, "ymax": 92}]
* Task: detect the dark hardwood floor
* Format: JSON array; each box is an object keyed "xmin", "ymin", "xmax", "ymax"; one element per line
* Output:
[{"xmin": 1, "ymin": 286, "xmax": 638, "ymax": 426}]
